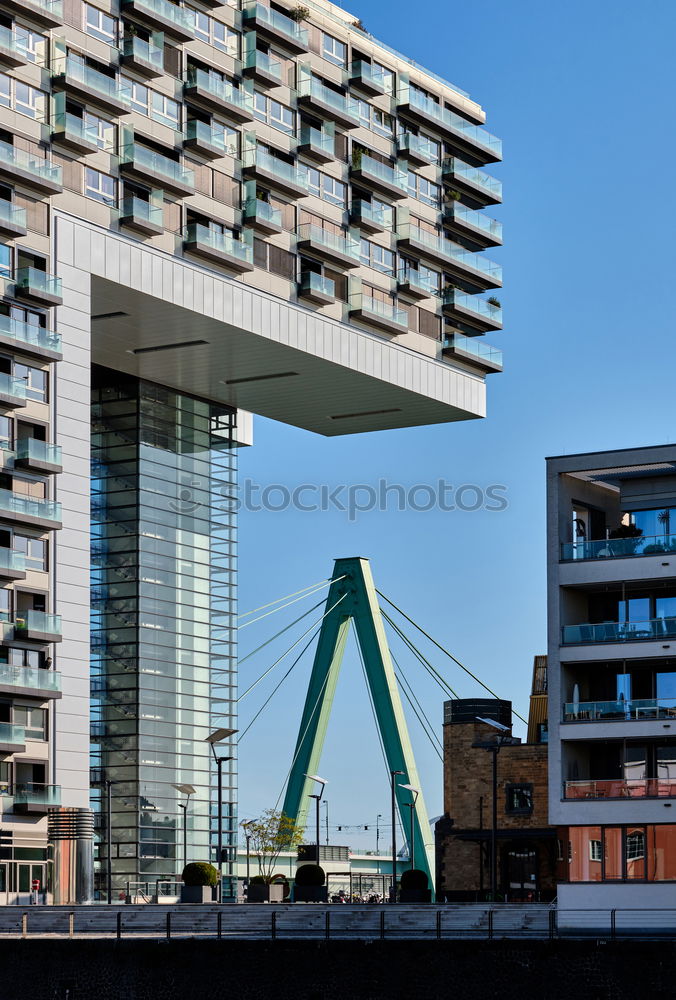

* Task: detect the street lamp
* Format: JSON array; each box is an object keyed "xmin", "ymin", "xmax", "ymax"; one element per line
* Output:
[
  {"xmin": 472, "ymin": 716, "xmax": 520, "ymax": 901},
  {"xmin": 376, "ymin": 813, "xmax": 383, "ymax": 855},
  {"xmin": 398, "ymin": 784, "xmax": 419, "ymax": 870},
  {"xmin": 390, "ymin": 769, "xmax": 404, "ymax": 903},
  {"xmin": 305, "ymin": 774, "xmax": 327, "ymax": 862},
  {"xmin": 205, "ymin": 728, "xmax": 238, "ymax": 902},
  {"xmin": 241, "ymin": 819, "xmax": 254, "ymax": 889},
  {"xmin": 173, "ymin": 784, "xmax": 196, "ymax": 875}
]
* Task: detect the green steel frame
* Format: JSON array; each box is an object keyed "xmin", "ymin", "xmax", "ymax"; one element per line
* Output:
[{"xmin": 281, "ymin": 557, "xmax": 434, "ymax": 885}]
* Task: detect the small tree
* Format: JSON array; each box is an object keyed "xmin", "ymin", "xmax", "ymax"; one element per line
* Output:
[{"xmin": 241, "ymin": 810, "xmax": 304, "ymax": 883}]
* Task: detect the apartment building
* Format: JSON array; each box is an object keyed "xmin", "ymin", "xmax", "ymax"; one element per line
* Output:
[
  {"xmin": 0, "ymin": 0, "xmax": 502, "ymax": 900},
  {"xmin": 548, "ymin": 444, "xmax": 676, "ymax": 911}
]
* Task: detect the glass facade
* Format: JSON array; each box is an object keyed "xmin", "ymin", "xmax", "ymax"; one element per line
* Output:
[
  {"xmin": 562, "ymin": 825, "xmax": 676, "ymax": 882},
  {"xmin": 90, "ymin": 368, "xmax": 237, "ymax": 896}
]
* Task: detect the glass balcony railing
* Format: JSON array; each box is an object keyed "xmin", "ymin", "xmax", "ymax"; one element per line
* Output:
[
  {"xmin": 122, "ymin": 35, "xmax": 164, "ymax": 71},
  {"xmin": 0, "ymin": 548, "xmax": 26, "ymax": 574},
  {"xmin": 14, "ymin": 610, "xmax": 62, "ymax": 636},
  {"xmin": 446, "ymin": 204, "xmax": 502, "ymax": 242},
  {"xmin": 353, "ymin": 293, "xmax": 408, "ymax": 329},
  {"xmin": 563, "ymin": 698, "xmax": 676, "ymax": 723},
  {"xmin": 52, "ymin": 111, "xmax": 104, "ymax": 148},
  {"xmin": 396, "ymin": 133, "xmax": 439, "ymax": 163},
  {"xmin": 186, "ymin": 68, "xmax": 254, "ymax": 116},
  {"xmin": 0, "ymin": 315, "xmax": 61, "ymax": 354},
  {"xmin": 120, "ymin": 196, "xmax": 163, "ymax": 228},
  {"xmin": 15, "ymin": 439, "xmax": 62, "ymax": 467},
  {"xmin": 299, "ymin": 126, "xmax": 334, "ymax": 158},
  {"xmin": 243, "ymin": 147, "xmax": 308, "ymax": 191},
  {"xmin": 0, "ymin": 140, "xmax": 61, "ymax": 186},
  {"xmin": 400, "ymin": 226, "xmax": 502, "ymax": 284},
  {"xmin": 442, "ymin": 289, "xmax": 502, "ymax": 325},
  {"xmin": 185, "ymin": 223, "xmax": 253, "ymax": 264},
  {"xmin": 444, "ymin": 333, "xmax": 502, "ymax": 368},
  {"xmin": 404, "ymin": 89, "xmax": 502, "ymax": 159},
  {"xmin": 0, "ymin": 723, "xmax": 24, "ymax": 745},
  {"xmin": 296, "ymin": 223, "xmax": 360, "ymax": 261},
  {"xmin": 0, "ymin": 374, "xmax": 27, "ymax": 403},
  {"xmin": 0, "ymin": 489, "xmax": 61, "ymax": 523},
  {"xmin": 244, "ymin": 48, "xmax": 282, "ymax": 83},
  {"xmin": 0, "ymin": 663, "xmax": 60, "ymax": 694},
  {"xmin": 244, "ymin": 198, "xmax": 281, "ymax": 228},
  {"xmin": 350, "ymin": 60, "xmax": 386, "ymax": 90},
  {"xmin": 54, "ymin": 56, "xmax": 130, "ymax": 106},
  {"xmin": 564, "ymin": 779, "xmax": 676, "ymax": 800},
  {"xmin": 354, "ymin": 200, "xmax": 393, "ymax": 230},
  {"xmin": 0, "ymin": 200, "xmax": 26, "ymax": 231},
  {"xmin": 442, "ymin": 157, "xmax": 502, "ymax": 201},
  {"xmin": 13, "ymin": 784, "xmax": 62, "ymax": 808},
  {"xmin": 561, "ymin": 533, "xmax": 676, "ymax": 561},
  {"xmin": 121, "ymin": 143, "xmax": 194, "ymax": 190},
  {"xmin": 243, "ymin": 2, "xmax": 308, "ymax": 47},
  {"xmin": 185, "ymin": 120, "xmax": 237, "ymax": 156},
  {"xmin": 0, "ymin": 26, "xmax": 34, "ymax": 61},
  {"xmin": 352, "ymin": 153, "xmax": 407, "ymax": 192},
  {"xmin": 15, "ymin": 268, "xmax": 62, "ymax": 300},
  {"xmin": 562, "ymin": 618, "xmax": 676, "ymax": 644},
  {"xmin": 299, "ymin": 272, "xmax": 334, "ymax": 298},
  {"xmin": 299, "ymin": 78, "xmax": 358, "ymax": 123},
  {"xmin": 122, "ymin": 0, "xmax": 195, "ymax": 34},
  {"xmin": 397, "ymin": 268, "xmax": 439, "ymax": 295}
]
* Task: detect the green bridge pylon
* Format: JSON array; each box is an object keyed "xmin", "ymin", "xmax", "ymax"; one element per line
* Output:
[{"xmin": 281, "ymin": 557, "xmax": 435, "ymax": 886}]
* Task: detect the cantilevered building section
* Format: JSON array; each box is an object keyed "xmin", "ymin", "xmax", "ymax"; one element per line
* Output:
[{"xmin": 0, "ymin": 0, "xmax": 502, "ymax": 899}]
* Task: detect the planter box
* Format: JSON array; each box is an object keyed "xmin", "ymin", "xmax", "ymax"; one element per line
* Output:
[
  {"xmin": 247, "ymin": 882, "xmax": 285, "ymax": 903},
  {"xmin": 294, "ymin": 885, "xmax": 328, "ymax": 903},
  {"xmin": 180, "ymin": 885, "xmax": 214, "ymax": 903}
]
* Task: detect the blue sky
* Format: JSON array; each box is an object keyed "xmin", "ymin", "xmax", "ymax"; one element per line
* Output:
[{"xmin": 235, "ymin": 0, "xmax": 676, "ymax": 851}]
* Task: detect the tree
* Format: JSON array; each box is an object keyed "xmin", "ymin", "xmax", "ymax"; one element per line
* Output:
[{"xmin": 241, "ymin": 810, "xmax": 304, "ymax": 883}]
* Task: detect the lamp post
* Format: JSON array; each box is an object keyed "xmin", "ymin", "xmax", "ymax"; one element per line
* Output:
[
  {"xmin": 173, "ymin": 784, "xmax": 196, "ymax": 875},
  {"xmin": 398, "ymin": 784, "xmax": 419, "ymax": 870},
  {"xmin": 376, "ymin": 813, "xmax": 382, "ymax": 855},
  {"xmin": 472, "ymin": 716, "xmax": 520, "ymax": 901},
  {"xmin": 324, "ymin": 799, "xmax": 329, "ymax": 845},
  {"xmin": 205, "ymin": 728, "xmax": 238, "ymax": 902},
  {"xmin": 305, "ymin": 774, "xmax": 327, "ymax": 862},
  {"xmin": 390, "ymin": 769, "xmax": 404, "ymax": 902},
  {"xmin": 241, "ymin": 820, "xmax": 253, "ymax": 889}
]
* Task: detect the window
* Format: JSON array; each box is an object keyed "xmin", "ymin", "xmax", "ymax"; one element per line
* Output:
[
  {"xmin": 85, "ymin": 167, "xmax": 116, "ymax": 206},
  {"xmin": 187, "ymin": 6, "xmax": 238, "ymax": 54},
  {"xmin": 14, "ymin": 27, "xmax": 46, "ymax": 65},
  {"xmin": 0, "ymin": 588, "xmax": 10, "ymax": 621},
  {"xmin": 373, "ymin": 61, "xmax": 394, "ymax": 93},
  {"xmin": 13, "ymin": 535, "xmax": 47, "ymax": 572},
  {"xmin": 151, "ymin": 92, "xmax": 180, "ymax": 130},
  {"xmin": 127, "ymin": 78, "xmax": 149, "ymax": 116},
  {"xmin": 505, "ymin": 784, "xmax": 533, "ymax": 815},
  {"xmin": 356, "ymin": 99, "xmax": 394, "ymax": 137},
  {"xmin": 0, "ymin": 75, "xmax": 9, "ymax": 108},
  {"xmin": 211, "ymin": 121, "xmax": 238, "ymax": 156},
  {"xmin": 254, "ymin": 92, "xmax": 294, "ymax": 134},
  {"xmin": 0, "ymin": 78, "xmax": 47, "ymax": 120},
  {"xmin": 410, "ymin": 81, "xmax": 437, "ymax": 105},
  {"xmin": 0, "ymin": 417, "xmax": 11, "ymax": 448},
  {"xmin": 13, "ymin": 363, "xmax": 47, "ymax": 403},
  {"xmin": 83, "ymin": 111, "xmax": 114, "ymax": 151},
  {"xmin": 85, "ymin": 4, "xmax": 118, "ymax": 44},
  {"xmin": 322, "ymin": 32, "xmax": 346, "ymax": 66},
  {"xmin": 359, "ymin": 238, "xmax": 394, "ymax": 275},
  {"xmin": 589, "ymin": 839, "xmax": 602, "ymax": 862},
  {"xmin": 0, "ymin": 245, "xmax": 10, "ymax": 280},
  {"xmin": 407, "ymin": 170, "xmax": 441, "ymax": 207},
  {"xmin": 302, "ymin": 166, "xmax": 346, "ymax": 207},
  {"xmin": 2, "ymin": 646, "xmax": 42, "ymax": 668},
  {"xmin": 13, "ymin": 705, "xmax": 47, "ymax": 741}
]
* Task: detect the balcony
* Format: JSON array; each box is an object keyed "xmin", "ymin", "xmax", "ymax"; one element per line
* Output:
[
  {"xmin": 562, "ymin": 618, "xmax": 676, "ymax": 645},
  {"xmin": 442, "ymin": 333, "xmax": 502, "ymax": 374},
  {"xmin": 0, "ymin": 200, "xmax": 27, "ymax": 238},
  {"xmin": 350, "ymin": 200, "xmax": 393, "ymax": 235},
  {"xmin": 51, "ymin": 112, "xmax": 105, "ymax": 155},
  {"xmin": 0, "ymin": 375, "xmax": 27, "ymax": 410},
  {"xmin": 15, "ymin": 439, "xmax": 63, "ymax": 475},
  {"xmin": 297, "ymin": 79, "xmax": 359, "ymax": 130},
  {"xmin": 242, "ymin": 3, "xmax": 308, "ymax": 54},
  {"xmin": 121, "ymin": 0, "xmax": 195, "ymax": 41},
  {"xmin": 0, "ymin": 0, "xmax": 63, "ymax": 27},
  {"xmin": 184, "ymin": 68, "xmax": 254, "ymax": 122},
  {"xmin": 15, "ymin": 269, "xmax": 63, "ymax": 308},
  {"xmin": 242, "ymin": 197, "xmax": 282, "ymax": 234},
  {"xmin": 397, "ymin": 225, "xmax": 502, "ymax": 292},
  {"xmin": 396, "ymin": 268, "xmax": 438, "ymax": 300},
  {"xmin": 443, "ymin": 202, "xmax": 503, "ymax": 249},
  {"xmin": 296, "ymin": 223, "xmax": 360, "ymax": 269},
  {"xmin": 442, "ymin": 157, "xmax": 502, "ymax": 206},
  {"xmin": 350, "ymin": 60, "xmax": 386, "ymax": 96},
  {"xmin": 298, "ymin": 272, "xmax": 335, "ymax": 305},
  {"xmin": 52, "ymin": 57, "xmax": 131, "ymax": 116},
  {"xmin": 563, "ymin": 698, "xmax": 676, "ymax": 724},
  {"xmin": 14, "ymin": 611, "xmax": 62, "ymax": 643},
  {"xmin": 0, "ymin": 27, "xmax": 31, "ymax": 67},
  {"xmin": 184, "ymin": 223, "xmax": 254, "ymax": 273},
  {"xmin": 561, "ymin": 533, "xmax": 676, "ymax": 561},
  {"xmin": 242, "ymin": 147, "xmax": 308, "ymax": 198},
  {"xmin": 441, "ymin": 289, "xmax": 502, "ymax": 332},
  {"xmin": 298, "ymin": 126, "xmax": 334, "ymax": 164},
  {"xmin": 243, "ymin": 48, "xmax": 283, "ymax": 88},
  {"xmin": 0, "ymin": 315, "xmax": 61, "ymax": 362},
  {"xmin": 350, "ymin": 153, "xmax": 408, "ymax": 200},
  {"xmin": 0, "ymin": 489, "xmax": 62, "ymax": 530},
  {"xmin": 0, "ymin": 547, "xmax": 26, "ymax": 580},
  {"xmin": 0, "ymin": 664, "xmax": 61, "ymax": 699},
  {"xmin": 0, "ymin": 141, "xmax": 62, "ymax": 195},
  {"xmin": 119, "ymin": 196, "xmax": 164, "ymax": 237},
  {"xmin": 349, "ymin": 293, "xmax": 408, "ymax": 335},
  {"xmin": 120, "ymin": 142, "xmax": 195, "ymax": 196},
  {"xmin": 397, "ymin": 89, "xmax": 502, "ymax": 164},
  {"xmin": 14, "ymin": 784, "xmax": 62, "ymax": 814},
  {"xmin": 0, "ymin": 723, "xmax": 25, "ymax": 753},
  {"xmin": 396, "ymin": 133, "xmax": 438, "ymax": 166},
  {"xmin": 563, "ymin": 779, "xmax": 676, "ymax": 801},
  {"xmin": 120, "ymin": 36, "xmax": 165, "ymax": 79},
  {"xmin": 183, "ymin": 121, "xmax": 236, "ymax": 160}
]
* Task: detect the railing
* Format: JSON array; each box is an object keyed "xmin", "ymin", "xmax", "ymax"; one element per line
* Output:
[
  {"xmin": 398, "ymin": 268, "xmax": 439, "ymax": 294},
  {"xmin": 245, "ymin": 48, "xmax": 282, "ymax": 83},
  {"xmin": 351, "ymin": 60, "xmax": 386, "ymax": 90},
  {"xmin": 442, "ymin": 289, "xmax": 502, "ymax": 324},
  {"xmin": 243, "ymin": 147, "xmax": 308, "ymax": 190},
  {"xmin": 296, "ymin": 223, "xmax": 360, "ymax": 261},
  {"xmin": 15, "ymin": 610, "xmax": 62, "ymax": 636},
  {"xmin": 121, "ymin": 0, "xmax": 195, "ymax": 34},
  {"xmin": 299, "ymin": 78, "xmax": 358, "ymax": 122},
  {"xmin": 561, "ymin": 533, "xmax": 676, "ymax": 561},
  {"xmin": 15, "ymin": 439, "xmax": 62, "ymax": 466},
  {"xmin": 243, "ymin": 2, "xmax": 308, "ymax": 47},
  {"xmin": 120, "ymin": 196, "xmax": 163, "ymax": 228},
  {"xmin": 442, "ymin": 157, "xmax": 502, "ymax": 200},
  {"xmin": 15, "ymin": 268, "xmax": 62, "ymax": 300},
  {"xmin": 402, "ymin": 89, "xmax": 502, "ymax": 159},
  {"xmin": 52, "ymin": 111, "xmax": 106, "ymax": 149},
  {"xmin": 0, "ymin": 200, "xmax": 26, "ymax": 231},
  {"xmin": 0, "ymin": 489, "xmax": 61, "ymax": 522},
  {"xmin": 445, "ymin": 203, "xmax": 502, "ymax": 242},
  {"xmin": 184, "ymin": 223, "xmax": 253, "ymax": 264},
  {"xmin": 562, "ymin": 618, "xmax": 676, "ymax": 644},
  {"xmin": 24, "ymin": 0, "xmax": 63, "ymax": 15},
  {"xmin": 443, "ymin": 334, "xmax": 502, "ymax": 368},
  {"xmin": 396, "ymin": 133, "xmax": 439, "ymax": 162},
  {"xmin": 0, "ymin": 26, "xmax": 37, "ymax": 61},
  {"xmin": 564, "ymin": 779, "xmax": 676, "ymax": 800},
  {"xmin": 185, "ymin": 120, "xmax": 236, "ymax": 156},
  {"xmin": 354, "ymin": 200, "xmax": 393, "ymax": 230},
  {"xmin": 0, "ymin": 723, "xmax": 25, "ymax": 745},
  {"xmin": 564, "ymin": 698, "xmax": 676, "ymax": 722},
  {"xmin": 299, "ymin": 272, "xmax": 335, "ymax": 298},
  {"xmin": 244, "ymin": 198, "xmax": 282, "ymax": 228},
  {"xmin": 122, "ymin": 35, "xmax": 164, "ymax": 71},
  {"xmin": 299, "ymin": 126, "xmax": 334, "ymax": 157},
  {"xmin": 54, "ymin": 56, "xmax": 130, "ymax": 105},
  {"xmin": 120, "ymin": 143, "xmax": 194, "ymax": 189},
  {"xmin": 0, "ymin": 141, "xmax": 61, "ymax": 185},
  {"xmin": 0, "ymin": 374, "xmax": 26, "ymax": 402},
  {"xmin": 352, "ymin": 153, "xmax": 407, "ymax": 192},
  {"xmin": 400, "ymin": 225, "xmax": 502, "ymax": 284},
  {"xmin": 0, "ymin": 663, "xmax": 60, "ymax": 693},
  {"xmin": 13, "ymin": 783, "xmax": 61, "ymax": 807},
  {"xmin": 0, "ymin": 315, "xmax": 61, "ymax": 354},
  {"xmin": 353, "ymin": 294, "xmax": 408, "ymax": 329},
  {"xmin": 186, "ymin": 68, "xmax": 254, "ymax": 116}
]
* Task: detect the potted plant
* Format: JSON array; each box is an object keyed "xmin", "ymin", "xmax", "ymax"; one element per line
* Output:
[
  {"xmin": 248, "ymin": 874, "xmax": 285, "ymax": 903},
  {"xmin": 289, "ymin": 5, "xmax": 310, "ymax": 21},
  {"xmin": 399, "ymin": 868, "xmax": 431, "ymax": 903},
  {"xmin": 293, "ymin": 863, "xmax": 328, "ymax": 902},
  {"xmin": 486, "ymin": 296, "xmax": 501, "ymax": 308},
  {"xmin": 180, "ymin": 862, "xmax": 218, "ymax": 903},
  {"xmin": 351, "ymin": 18, "xmax": 366, "ymax": 30},
  {"xmin": 241, "ymin": 809, "xmax": 304, "ymax": 902},
  {"xmin": 608, "ymin": 523, "xmax": 643, "ymax": 557}
]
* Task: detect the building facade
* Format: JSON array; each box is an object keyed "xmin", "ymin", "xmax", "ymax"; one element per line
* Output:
[
  {"xmin": 0, "ymin": 0, "xmax": 502, "ymax": 900},
  {"xmin": 547, "ymin": 444, "xmax": 676, "ymax": 911}
]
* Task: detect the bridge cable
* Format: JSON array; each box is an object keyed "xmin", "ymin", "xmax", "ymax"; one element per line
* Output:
[
  {"xmin": 239, "ymin": 596, "xmax": 327, "ymax": 667},
  {"xmin": 389, "ymin": 648, "xmax": 444, "ymax": 760},
  {"xmin": 238, "ymin": 576, "xmax": 346, "ymax": 626},
  {"xmin": 381, "ymin": 609, "xmax": 460, "ymax": 700}
]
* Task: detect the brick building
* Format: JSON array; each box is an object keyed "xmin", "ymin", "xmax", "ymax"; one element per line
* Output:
[{"xmin": 436, "ymin": 669, "xmax": 556, "ymax": 901}]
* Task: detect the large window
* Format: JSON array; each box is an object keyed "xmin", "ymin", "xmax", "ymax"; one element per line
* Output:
[
  {"xmin": 407, "ymin": 170, "xmax": 441, "ymax": 207},
  {"xmin": 13, "ymin": 362, "xmax": 47, "ymax": 403},
  {"xmin": 0, "ymin": 75, "xmax": 46, "ymax": 120},
  {"xmin": 13, "ymin": 535, "xmax": 47, "ymax": 572},
  {"xmin": 14, "ymin": 27, "xmax": 46, "ymax": 64},
  {"xmin": 355, "ymin": 99, "xmax": 394, "ymax": 137},
  {"xmin": 322, "ymin": 32, "xmax": 346, "ymax": 66},
  {"xmin": 84, "ymin": 3, "xmax": 118, "ymax": 44},
  {"xmin": 85, "ymin": 167, "xmax": 116, "ymax": 206},
  {"xmin": 302, "ymin": 166, "xmax": 346, "ymax": 207},
  {"xmin": 253, "ymin": 92, "xmax": 294, "ymax": 134},
  {"xmin": 188, "ymin": 6, "xmax": 239, "ymax": 55},
  {"xmin": 505, "ymin": 783, "xmax": 533, "ymax": 815},
  {"xmin": 566, "ymin": 825, "xmax": 676, "ymax": 881},
  {"xmin": 14, "ymin": 705, "xmax": 47, "ymax": 741},
  {"xmin": 123, "ymin": 78, "xmax": 180, "ymax": 129},
  {"xmin": 360, "ymin": 238, "xmax": 394, "ymax": 275},
  {"xmin": 84, "ymin": 110, "xmax": 115, "ymax": 151}
]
